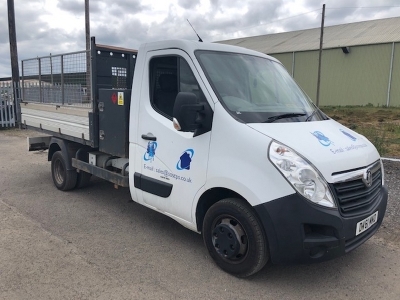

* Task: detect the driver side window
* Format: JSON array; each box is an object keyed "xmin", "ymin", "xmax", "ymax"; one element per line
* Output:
[{"xmin": 149, "ymin": 56, "xmax": 205, "ymax": 119}]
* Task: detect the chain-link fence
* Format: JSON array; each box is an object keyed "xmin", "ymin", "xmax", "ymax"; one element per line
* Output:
[{"xmin": 21, "ymin": 50, "xmax": 91, "ymax": 107}]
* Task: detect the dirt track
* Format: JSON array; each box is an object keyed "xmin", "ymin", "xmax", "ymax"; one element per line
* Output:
[{"xmin": 1, "ymin": 128, "xmax": 400, "ymax": 300}]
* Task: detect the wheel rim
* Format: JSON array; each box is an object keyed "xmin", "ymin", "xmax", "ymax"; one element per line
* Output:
[
  {"xmin": 54, "ymin": 158, "xmax": 65, "ymax": 186},
  {"xmin": 211, "ymin": 216, "xmax": 248, "ymax": 263}
]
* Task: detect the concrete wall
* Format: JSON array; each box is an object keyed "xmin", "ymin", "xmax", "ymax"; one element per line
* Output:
[{"xmin": 270, "ymin": 42, "xmax": 400, "ymax": 107}]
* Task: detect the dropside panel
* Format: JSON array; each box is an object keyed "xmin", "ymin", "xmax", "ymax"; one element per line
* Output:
[{"xmin": 21, "ymin": 102, "xmax": 91, "ymax": 143}]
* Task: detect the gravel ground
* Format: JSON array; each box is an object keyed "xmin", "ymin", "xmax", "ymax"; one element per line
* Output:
[{"xmin": 380, "ymin": 160, "xmax": 400, "ymax": 246}]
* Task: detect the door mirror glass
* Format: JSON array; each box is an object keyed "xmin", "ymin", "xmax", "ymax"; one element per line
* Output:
[
  {"xmin": 173, "ymin": 92, "xmax": 202, "ymax": 132},
  {"xmin": 173, "ymin": 92, "xmax": 213, "ymax": 137}
]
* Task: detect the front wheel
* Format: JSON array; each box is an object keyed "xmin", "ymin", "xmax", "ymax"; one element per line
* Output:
[
  {"xmin": 203, "ymin": 198, "xmax": 269, "ymax": 277},
  {"xmin": 51, "ymin": 151, "xmax": 77, "ymax": 191}
]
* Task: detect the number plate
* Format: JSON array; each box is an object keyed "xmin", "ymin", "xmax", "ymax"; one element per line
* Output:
[{"xmin": 356, "ymin": 211, "xmax": 378, "ymax": 236}]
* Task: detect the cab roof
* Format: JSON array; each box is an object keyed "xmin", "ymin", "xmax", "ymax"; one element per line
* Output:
[{"xmin": 138, "ymin": 39, "xmax": 278, "ymax": 62}]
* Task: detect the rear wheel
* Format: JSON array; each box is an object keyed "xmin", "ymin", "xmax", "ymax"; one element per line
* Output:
[
  {"xmin": 203, "ymin": 198, "xmax": 269, "ymax": 277},
  {"xmin": 51, "ymin": 151, "xmax": 77, "ymax": 191}
]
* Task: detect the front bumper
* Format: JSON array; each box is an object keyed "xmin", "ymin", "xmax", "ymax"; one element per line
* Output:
[{"xmin": 253, "ymin": 185, "xmax": 388, "ymax": 265}]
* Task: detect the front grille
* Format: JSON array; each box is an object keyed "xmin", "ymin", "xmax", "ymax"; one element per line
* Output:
[{"xmin": 331, "ymin": 163, "xmax": 382, "ymax": 217}]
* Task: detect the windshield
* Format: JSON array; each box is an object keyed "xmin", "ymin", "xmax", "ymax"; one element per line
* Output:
[{"xmin": 196, "ymin": 50, "xmax": 325, "ymax": 123}]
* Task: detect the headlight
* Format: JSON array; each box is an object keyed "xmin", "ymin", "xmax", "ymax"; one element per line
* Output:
[
  {"xmin": 269, "ymin": 141, "xmax": 336, "ymax": 208},
  {"xmin": 380, "ymin": 159, "xmax": 385, "ymax": 186}
]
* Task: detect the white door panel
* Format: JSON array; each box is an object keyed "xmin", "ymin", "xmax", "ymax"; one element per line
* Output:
[{"xmin": 136, "ymin": 49, "xmax": 213, "ymax": 222}]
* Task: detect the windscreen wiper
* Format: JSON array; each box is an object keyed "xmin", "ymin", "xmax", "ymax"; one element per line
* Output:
[
  {"xmin": 264, "ymin": 113, "xmax": 306, "ymax": 123},
  {"xmin": 305, "ymin": 110, "xmax": 317, "ymax": 122}
]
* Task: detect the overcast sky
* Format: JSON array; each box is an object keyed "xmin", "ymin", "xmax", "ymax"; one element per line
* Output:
[{"xmin": 1, "ymin": 0, "xmax": 399, "ymax": 77}]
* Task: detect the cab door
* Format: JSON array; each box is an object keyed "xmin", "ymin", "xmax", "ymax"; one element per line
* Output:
[{"xmin": 135, "ymin": 50, "xmax": 213, "ymax": 223}]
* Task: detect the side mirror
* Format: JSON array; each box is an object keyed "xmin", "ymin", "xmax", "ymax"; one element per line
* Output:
[{"xmin": 173, "ymin": 92, "xmax": 213, "ymax": 137}]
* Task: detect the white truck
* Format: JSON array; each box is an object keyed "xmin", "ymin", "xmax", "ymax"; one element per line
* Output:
[{"xmin": 21, "ymin": 37, "xmax": 388, "ymax": 277}]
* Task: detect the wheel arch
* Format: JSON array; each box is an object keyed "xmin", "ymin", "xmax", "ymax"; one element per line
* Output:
[
  {"xmin": 48, "ymin": 137, "xmax": 79, "ymax": 171},
  {"xmin": 48, "ymin": 142, "xmax": 62, "ymax": 162},
  {"xmin": 195, "ymin": 187, "xmax": 245, "ymax": 232}
]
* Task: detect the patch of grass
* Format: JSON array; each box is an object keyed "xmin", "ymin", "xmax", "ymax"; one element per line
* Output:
[
  {"xmin": 385, "ymin": 123, "xmax": 400, "ymax": 133},
  {"xmin": 357, "ymin": 126, "xmax": 389, "ymax": 156}
]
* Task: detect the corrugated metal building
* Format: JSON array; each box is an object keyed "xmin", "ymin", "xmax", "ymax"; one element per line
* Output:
[{"xmin": 218, "ymin": 17, "xmax": 400, "ymax": 107}]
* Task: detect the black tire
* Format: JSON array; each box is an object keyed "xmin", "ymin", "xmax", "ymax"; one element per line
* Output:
[
  {"xmin": 51, "ymin": 151, "xmax": 77, "ymax": 191},
  {"xmin": 75, "ymin": 171, "xmax": 91, "ymax": 189},
  {"xmin": 202, "ymin": 198, "xmax": 269, "ymax": 277}
]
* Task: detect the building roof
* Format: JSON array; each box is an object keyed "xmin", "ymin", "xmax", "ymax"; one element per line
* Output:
[{"xmin": 218, "ymin": 17, "xmax": 400, "ymax": 54}]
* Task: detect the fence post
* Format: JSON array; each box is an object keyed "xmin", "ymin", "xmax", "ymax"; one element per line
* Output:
[
  {"xmin": 50, "ymin": 53, "xmax": 54, "ymax": 85},
  {"xmin": 0, "ymin": 86, "xmax": 4, "ymax": 127},
  {"xmin": 38, "ymin": 57, "xmax": 42, "ymax": 103},
  {"xmin": 21, "ymin": 60, "xmax": 25, "ymax": 101},
  {"xmin": 61, "ymin": 54, "xmax": 64, "ymax": 105},
  {"xmin": 386, "ymin": 42, "xmax": 395, "ymax": 107}
]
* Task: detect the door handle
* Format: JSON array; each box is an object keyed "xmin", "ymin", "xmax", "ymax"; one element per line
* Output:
[{"xmin": 141, "ymin": 133, "xmax": 157, "ymax": 141}]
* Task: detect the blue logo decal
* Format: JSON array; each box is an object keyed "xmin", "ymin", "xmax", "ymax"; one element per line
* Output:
[
  {"xmin": 311, "ymin": 131, "xmax": 332, "ymax": 146},
  {"xmin": 176, "ymin": 149, "xmax": 194, "ymax": 170},
  {"xmin": 340, "ymin": 129, "xmax": 357, "ymax": 141},
  {"xmin": 144, "ymin": 141, "xmax": 157, "ymax": 161}
]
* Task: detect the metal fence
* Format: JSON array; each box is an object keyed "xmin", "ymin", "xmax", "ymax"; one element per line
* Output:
[
  {"xmin": 21, "ymin": 50, "xmax": 91, "ymax": 107},
  {"xmin": 0, "ymin": 82, "xmax": 16, "ymax": 128}
]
